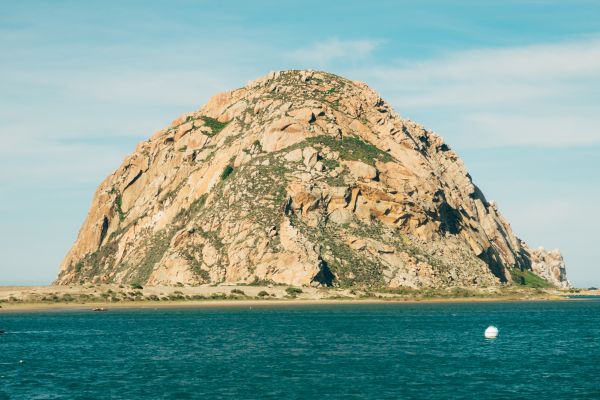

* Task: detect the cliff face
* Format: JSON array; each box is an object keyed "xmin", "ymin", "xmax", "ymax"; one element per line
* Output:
[{"xmin": 56, "ymin": 70, "xmax": 570, "ymax": 289}]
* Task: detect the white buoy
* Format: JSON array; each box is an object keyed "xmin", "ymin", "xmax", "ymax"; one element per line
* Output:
[{"xmin": 484, "ymin": 326, "xmax": 499, "ymax": 339}]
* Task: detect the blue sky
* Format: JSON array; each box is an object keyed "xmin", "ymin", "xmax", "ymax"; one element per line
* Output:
[{"xmin": 1, "ymin": 0, "xmax": 599, "ymax": 286}]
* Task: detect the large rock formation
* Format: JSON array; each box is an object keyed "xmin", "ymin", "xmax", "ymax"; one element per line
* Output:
[
  {"xmin": 56, "ymin": 70, "xmax": 570, "ymax": 289},
  {"xmin": 528, "ymin": 247, "xmax": 569, "ymax": 287}
]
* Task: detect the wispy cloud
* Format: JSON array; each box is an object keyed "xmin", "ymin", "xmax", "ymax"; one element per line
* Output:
[
  {"xmin": 287, "ymin": 38, "xmax": 380, "ymax": 67},
  {"xmin": 354, "ymin": 36, "xmax": 600, "ymax": 148},
  {"xmin": 462, "ymin": 112, "xmax": 600, "ymax": 147}
]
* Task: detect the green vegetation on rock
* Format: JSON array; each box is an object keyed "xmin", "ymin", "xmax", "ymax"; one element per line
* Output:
[
  {"xmin": 306, "ymin": 135, "xmax": 393, "ymax": 166},
  {"xmin": 201, "ymin": 116, "xmax": 229, "ymax": 136},
  {"xmin": 221, "ymin": 165, "xmax": 234, "ymax": 180},
  {"xmin": 115, "ymin": 194, "xmax": 125, "ymax": 221},
  {"xmin": 510, "ymin": 268, "xmax": 553, "ymax": 288}
]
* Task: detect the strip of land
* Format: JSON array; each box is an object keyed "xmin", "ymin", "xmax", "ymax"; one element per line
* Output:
[{"xmin": 0, "ymin": 284, "xmax": 587, "ymax": 312}]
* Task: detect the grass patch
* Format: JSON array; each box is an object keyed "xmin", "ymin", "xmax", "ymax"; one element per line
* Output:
[
  {"xmin": 174, "ymin": 194, "xmax": 207, "ymax": 223},
  {"xmin": 510, "ymin": 268, "xmax": 553, "ymax": 288},
  {"xmin": 129, "ymin": 229, "xmax": 173, "ymax": 284},
  {"xmin": 201, "ymin": 116, "xmax": 229, "ymax": 136},
  {"xmin": 306, "ymin": 135, "xmax": 393, "ymax": 166}
]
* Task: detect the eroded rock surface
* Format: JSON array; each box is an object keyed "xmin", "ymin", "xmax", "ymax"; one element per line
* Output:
[{"xmin": 56, "ymin": 70, "xmax": 570, "ymax": 289}]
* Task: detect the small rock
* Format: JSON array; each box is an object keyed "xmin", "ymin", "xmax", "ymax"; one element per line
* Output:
[
  {"xmin": 328, "ymin": 209, "xmax": 353, "ymax": 225},
  {"xmin": 266, "ymin": 225, "xmax": 278, "ymax": 237},
  {"xmin": 302, "ymin": 147, "xmax": 319, "ymax": 168},
  {"xmin": 284, "ymin": 148, "xmax": 303, "ymax": 162}
]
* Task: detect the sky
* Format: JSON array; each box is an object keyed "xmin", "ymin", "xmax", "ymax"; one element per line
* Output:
[{"xmin": 1, "ymin": 0, "xmax": 599, "ymax": 287}]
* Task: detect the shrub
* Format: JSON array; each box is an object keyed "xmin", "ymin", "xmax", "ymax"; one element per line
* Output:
[
  {"xmin": 131, "ymin": 283, "xmax": 143, "ymax": 290},
  {"xmin": 257, "ymin": 290, "xmax": 270, "ymax": 297},
  {"xmin": 285, "ymin": 287, "xmax": 303, "ymax": 295},
  {"xmin": 62, "ymin": 294, "xmax": 74, "ymax": 302},
  {"xmin": 115, "ymin": 194, "xmax": 125, "ymax": 221},
  {"xmin": 221, "ymin": 165, "xmax": 234, "ymax": 180},
  {"xmin": 231, "ymin": 289, "xmax": 245, "ymax": 295}
]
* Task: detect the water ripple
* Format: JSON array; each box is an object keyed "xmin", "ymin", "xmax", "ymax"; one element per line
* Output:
[{"xmin": 1, "ymin": 301, "xmax": 599, "ymax": 399}]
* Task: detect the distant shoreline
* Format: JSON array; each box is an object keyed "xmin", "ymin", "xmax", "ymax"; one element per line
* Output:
[
  {"xmin": 0, "ymin": 297, "xmax": 572, "ymax": 313},
  {"xmin": 0, "ymin": 283, "xmax": 581, "ymax": 313}
]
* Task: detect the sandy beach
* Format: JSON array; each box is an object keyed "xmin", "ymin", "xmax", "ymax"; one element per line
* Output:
[{"xmin": 0, "ymin": 284, "xmax": 578, "ymax": 313}]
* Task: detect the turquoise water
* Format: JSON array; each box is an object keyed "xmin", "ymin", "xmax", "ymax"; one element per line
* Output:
[{"xmin": 1, "ymin": 301, "xmax": 599, "ymax": 399}]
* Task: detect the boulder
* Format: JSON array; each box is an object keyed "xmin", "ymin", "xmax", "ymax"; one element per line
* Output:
[{"xmin": 343, "ymin": 160, "xmax": 378, "ymax": 180}]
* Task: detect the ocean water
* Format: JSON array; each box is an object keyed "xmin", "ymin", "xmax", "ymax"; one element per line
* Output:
[{"xmin": 1, "ymin": 300, "xmax": 599, "ymax": 399}]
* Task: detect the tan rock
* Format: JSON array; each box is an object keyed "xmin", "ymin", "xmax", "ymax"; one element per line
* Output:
[
  {"xmin": 528, "ymin": 245, "xmax": 570, "ymax": 288},
  {"xmin": 284, "ymin": 148, "xmax": 303, "ymax": 162},
  {"xmin": 56, "ymin": 70, "xmax": 569, "ymax": 290},
  {"xmin": 175, "ymin": 121, "xmax": 194, "ymax": 141},
  {"xmin": 343, "ymin": 160, "xmax": 378, "ymax": 180},
  {"xmin": 328, "ymin": 209, "xmax": 353, "ymax": 225},
  {"xmin": 261, "ymin": 117, "xmax": 309, "ymax": 152},
  {"xmin": 302, "ymin": 147, "xmax": 319, "ymax": 168},
  {"xmin": 289, "ymin": 108, "xmax": 316, "ymax": 124}
]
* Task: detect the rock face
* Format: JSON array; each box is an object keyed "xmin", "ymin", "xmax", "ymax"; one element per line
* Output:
[
  {"xmin": 529, "ymin": 247, "xmax": 570, "ymax": 289},
  {"xmin": 56, "ymin": 70, "xmax": 570, "ymax": 289}
]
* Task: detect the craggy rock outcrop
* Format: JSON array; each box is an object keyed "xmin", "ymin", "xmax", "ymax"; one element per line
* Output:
[
  {"xmin": 56, "ymin": 70, "xmax": 570, "ymax": 289},
  {"xmin": 529, "ymin": 247, "xmax": 570, "ymax": 289}
]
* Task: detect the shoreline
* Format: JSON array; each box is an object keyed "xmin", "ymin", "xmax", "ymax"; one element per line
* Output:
[
  {"xmin": 0, "ymin": 283, "xmax": 589, "ymax": 313},
  {"xmin": 0, "ymin": 295, "xmax": 572, "ymax": 313}
]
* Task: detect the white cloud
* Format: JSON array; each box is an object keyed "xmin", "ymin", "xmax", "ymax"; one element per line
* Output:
[
  {"xmin": 462, "ymin": 112, "xmax": 600, "ymax": 147},
  {"xmin": 0, "ymin": 41, "xmax": 265, "ymax": 185},
  {"xmin": 352, "ymin": 36, "xmax": 600, "ymax": 148},
  {"xmin": 287, "ymin": 38, "xmax": 380, "ymax": 67}
]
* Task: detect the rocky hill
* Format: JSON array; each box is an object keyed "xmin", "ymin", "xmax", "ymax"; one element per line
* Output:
[{"xmin": 56, "ymin": 70, "xmax": 570, "ymax": 289}]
